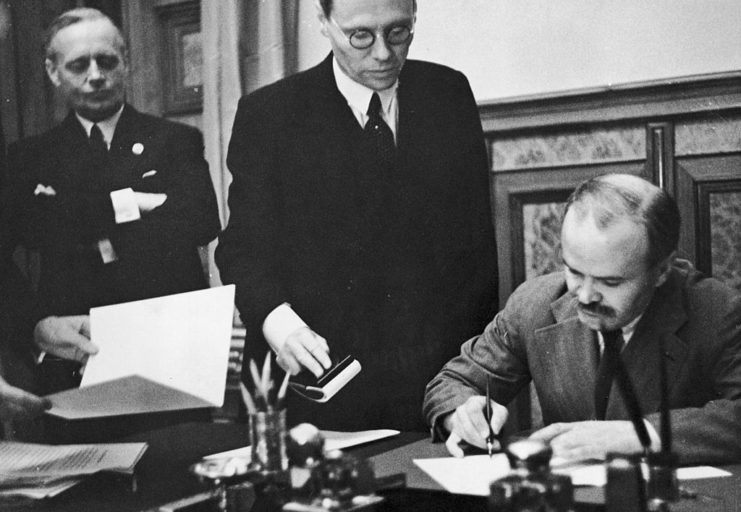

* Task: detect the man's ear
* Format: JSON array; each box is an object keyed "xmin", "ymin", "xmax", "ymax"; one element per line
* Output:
[
  {"xmin": 45, "ymin": 58, "xmax": 61, "ymax": 87},
  {"xmin": 653, "ymin": 251, "xmax": 676, "ymax": 288}
]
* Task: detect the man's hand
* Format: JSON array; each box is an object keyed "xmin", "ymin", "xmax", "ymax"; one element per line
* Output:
[
  {"xmin": 134, "ymin": 192, "xmax": 167, "ymax": 213},
  {"xmin": 34, "ymin": 315, "xmax": 98, "ymax": 363},
  {"xmin": 275, "ymin": 326, "xmax": 332, "ymax": 378},
  {"xmin": 529, "ymin": 420, "xmax": 645, "ymax": 461},
  {"xmin": 0, "ymin": 376, "xmax": 51, "ymax": 421},
  {"xmin": 443, "ymin": 395, "xmax": 508, "ymax": 457}
]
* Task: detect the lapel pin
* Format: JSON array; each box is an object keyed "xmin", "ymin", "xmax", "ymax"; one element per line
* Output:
[
  {"xmin": 34, "ymin": 183, "xmax": 57, "ymax": 197},
  {"xmin": 132, "ymin": 143, "xmax": 144, "ymax": 155}
]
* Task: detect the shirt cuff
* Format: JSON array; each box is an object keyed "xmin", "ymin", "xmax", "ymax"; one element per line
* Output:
[
  {"xmin": 34, "ymin": 350, "xmax": 47, "ymax": 365},
  {"xmin": 643, "ymin": 419, "xmax": 662, "ymax": 452},
  {"xmin": 110, "ymin": 188, "xmax": 141, "ymax": 224},
  {"xmin": 262, "ymin": 303, "xmax": 307, "ymax": 353}
]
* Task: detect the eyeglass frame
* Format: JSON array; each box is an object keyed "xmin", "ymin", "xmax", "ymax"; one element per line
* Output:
[{"xmin": 328, "ymin": 15, "xmax": 415, "ymax": 50}]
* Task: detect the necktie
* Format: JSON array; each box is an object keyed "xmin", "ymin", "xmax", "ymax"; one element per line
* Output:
[
  {"xmin": 89, "ymin": 123, "xmax": 108, "ymax": 165},
  {"xmin": 364, "ymin": 93, "xmax": 396, "ymax": 166},
  {"xmin": 594, "ymin": 330, "xmax": 625, "ymax": 420}
]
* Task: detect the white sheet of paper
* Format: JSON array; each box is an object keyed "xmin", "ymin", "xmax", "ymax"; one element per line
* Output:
[
  {"xmin": 0, "ymin": 441, "xmax": 147, "ymax": 480},
  {"xmin": 47, "ymin": 285, "xmax": 235, "ymax": 418},
  {"xmin": 414, "ymin": 455, "xmax": 732, "ymax": 495},
  {"xmin": 414, "ymin": 455, "xmax": 512, "ymax": 496},
  {"xmin": 205, "ymin": 429, "xmax": 400, "ymax": 460},
  {"xmin": 553, "ymin": 461, "xmax": 732, "ymax": 487},
  {"xmin": 0, "ymin": 441, "xmax": 146, "ymax": 499},
  {"xmin": 0, "ymin": 478, "xmax": 82, "ymax": 499}
]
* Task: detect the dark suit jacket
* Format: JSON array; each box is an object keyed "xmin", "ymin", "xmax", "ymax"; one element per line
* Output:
[
  {"xmin": 217, "ymin": 55, "xmax": 498, "ymax": 431},
  {"xmin": 1, "ymin": 105, "xmax": 219, "ymax": 402},
  {"xmin": 424, "ymin": 261, "xmax": 741, "ymax": 465},
  {"xmin": 2, "ymin": 104, "xmax": 220, "ymax": 317}
]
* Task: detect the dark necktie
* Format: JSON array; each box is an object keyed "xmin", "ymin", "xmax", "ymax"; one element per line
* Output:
[
  {"xmin": 89, "ymin": 123, "xmax": 108, "ymax": 165},
  {"xmin": 364, "ymin": 93, "xmax": 396, "ymax": 166},
  {"xmin": 594, "ymin": 330, "xmax": 625, "ymax": 420}
]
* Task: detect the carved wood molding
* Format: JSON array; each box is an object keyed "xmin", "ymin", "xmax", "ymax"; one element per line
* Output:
[{"xmin": 478, "ymin": 71, "xmax": 741, "ymax": 135}]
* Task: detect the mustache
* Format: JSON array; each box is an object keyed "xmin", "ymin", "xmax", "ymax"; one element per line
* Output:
[{"xmin": 578, "ymin": 301, "xmax": 615, "ymax": 317}]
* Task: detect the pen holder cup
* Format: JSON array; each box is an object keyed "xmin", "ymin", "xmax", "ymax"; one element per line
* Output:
[{"xmin": 249, "ymin": 409, "xmax": 288, "ymax": 475}]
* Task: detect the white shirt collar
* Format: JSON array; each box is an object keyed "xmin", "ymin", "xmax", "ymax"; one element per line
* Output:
[
  {"xmin": 76, "ymin": 105, "xmax": 124, "ymax": 149},
  {"xmin": 620, "ymin": 313, "xmax": 643, "ymax": 344},
  {"xmin": 596, "ymin": 313, "xmax": 644, "ymax": 352},
  {"xmin": 332, "ymin": 57, "xmax": 398, "ymax": 131}
]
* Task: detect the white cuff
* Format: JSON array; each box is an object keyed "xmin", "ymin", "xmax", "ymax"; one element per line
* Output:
[
  {"xmin": 110, "ymin": 188, "xmax": 141, "ymax": 224},
  {"xmin": 262, "ymin": 303, "xmax": 307, "ymax": 353}
]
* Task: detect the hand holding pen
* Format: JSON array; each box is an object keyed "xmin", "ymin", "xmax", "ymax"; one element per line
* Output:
[
  {"xmin": 443, "ymin": 377, "xmax": 508, "ymax": 458},
  {"xmin": 485, "ymin": 378, "xmax": 497, "ymax": 457}
]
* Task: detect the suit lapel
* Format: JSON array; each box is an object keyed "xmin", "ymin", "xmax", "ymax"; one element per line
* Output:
[
  {"xmin": 107, "ymin": 105, "xmax": 149, "ymax": 189},
  {"xmin": 530, "ymin": 293, "xmax": 600, "ymax": 422},
  {"xmin": 310, "ymin": 55, "xmax": 364, "ymax": 138},
  {"xmin": 614, "ymin": 275, "xmax": 689, "ymax": 417},
  {"xmin": 54, "ymin": 114, "xmax": 101, "ymax": 189}
]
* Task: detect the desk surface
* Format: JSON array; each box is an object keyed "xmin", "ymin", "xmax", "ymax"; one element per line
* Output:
[{"xmin": 6, "ymin": 422, "xmax": 741, "ymax": 512}]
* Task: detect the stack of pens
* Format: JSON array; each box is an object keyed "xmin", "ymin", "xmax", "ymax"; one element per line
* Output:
[{"xmin": 240, "ymin": 353, "xmax": 290, "ymax": 474}]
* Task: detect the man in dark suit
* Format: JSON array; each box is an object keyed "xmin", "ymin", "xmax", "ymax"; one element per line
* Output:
[
  {"xmin": 1, "ymin": 118, "xmax": 50, "ymax": 427},
  {"xmin": 0, "ymin": 259, "xmax": 51, "ymax": 426},
  {"xmin": 424, "ymin": 174, "xmax": 741, "ymax": 465},
  {"xmin": 217, "ymin": 0, "xmax": 497, "ymax": 431},
  {"xmin": 1, "ymin": 8, "xmax": 220, "ymax": 395}
]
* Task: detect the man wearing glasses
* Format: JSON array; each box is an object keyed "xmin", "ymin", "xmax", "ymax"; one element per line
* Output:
[{"xmin": 218, "ymin": 0, "xmax": 498, "ymax": 430}]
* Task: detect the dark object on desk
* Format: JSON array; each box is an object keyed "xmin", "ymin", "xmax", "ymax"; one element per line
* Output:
[
  {"xmin": 284, "ymin": 437, "xmax": 396, "ymax": 511},
  {"xmin": 646, "ymin": 336, "xmax": 680, "ymax": 506},
  {"xmin": 605, "ymin": 454, "xmax": 647, "ymax": 512},
  {"xmin": 606, "ymin": 333, "xmax": 680, "ymax": 509},
  {"xmin": 489, "ymin": 438, "xmax": 574, "ymax": 512},
  {"xmin": 288, "ymin": 355, "xmax": 361, "ymax": 403}
]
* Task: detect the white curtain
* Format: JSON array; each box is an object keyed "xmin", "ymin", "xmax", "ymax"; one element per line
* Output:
[
  {"xmin": 201, "ymin": 0, "xmax": 243, "ymax": 285},
  {"xmin": 201, "ymin": 0, "xmax": 299, "ymax": 286},
  {"xmin": 240, "ymin": 0, "xmax": 299, "ymax": 95}
]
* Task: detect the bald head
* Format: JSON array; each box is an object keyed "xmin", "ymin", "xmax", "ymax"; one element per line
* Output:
[
  {"xmin": 44, "ymin": 8, "xmax": 125, "ymax": 62},
  {"xmin": 562, "ymin": 174, "xmax": 680, "ymax": 268}
]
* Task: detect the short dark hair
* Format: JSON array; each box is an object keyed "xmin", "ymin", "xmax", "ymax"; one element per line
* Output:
[
  {"xmin": 319, "ymin": 0, "xmax": 417, "ymax": 17},
  {"xmin": 563, "ymin": 174, "xmax": 680, "ymax": 268},
  {"xmin": 44, "ymin": 7, "xmax": 125, "ymax": 61}
]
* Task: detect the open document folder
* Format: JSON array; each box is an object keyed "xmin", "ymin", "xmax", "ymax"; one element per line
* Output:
[{"xmin": 46, "ymin": 285, "xmax": 235, "ymax": 419}]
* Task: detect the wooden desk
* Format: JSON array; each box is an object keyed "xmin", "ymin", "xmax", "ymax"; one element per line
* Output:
[{"xmin": 6, "ymin": 422, "xmax": 740, "ymax": 512}]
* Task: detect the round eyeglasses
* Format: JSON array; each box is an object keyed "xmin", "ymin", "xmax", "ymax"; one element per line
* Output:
[{"xmin": 329, "ymin": 16, "xmax": 414, "ymax": 50}]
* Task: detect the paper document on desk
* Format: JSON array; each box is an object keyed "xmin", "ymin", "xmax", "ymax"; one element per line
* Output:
[
  {"xmin": 414, "ymin": 455, "xmax": 732, "ymax": 496},
  {"xmin": 551, "ymin": 460, "xmax": 732, "ymax": 487},
  {"xmin": 47, "ymin": 285, "xmax": 235, "ymax": 419},
  {"xmin": 205, "ymin": 429, "xmax": 400, "ymax": 460},
  {"xmin": 414, "ymin": 455, "xmax": 512, "ymax": 495},
  {"xmin": 0, "ymin": 441, "xmax": 147, "ymax": 498},
  {"xmin": 0, "ymin": 478, "xmax": 81, "ymax": 499}
]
